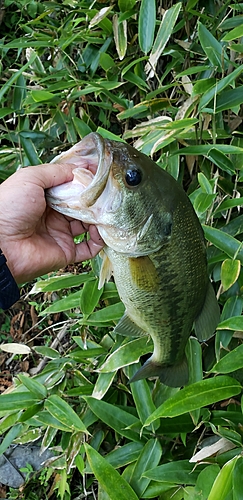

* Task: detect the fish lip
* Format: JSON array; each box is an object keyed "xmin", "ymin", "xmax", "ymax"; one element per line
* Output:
[{"xmin": 46, "ymin": 133, "xmax": 113, "ymax": 214}]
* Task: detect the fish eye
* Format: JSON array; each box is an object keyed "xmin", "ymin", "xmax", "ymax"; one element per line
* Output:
[{"xmin": 125, "ymin": 169, "xmax": 142, "ymax": 187}]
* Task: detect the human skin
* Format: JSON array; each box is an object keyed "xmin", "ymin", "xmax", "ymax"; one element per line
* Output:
[{"xmin": 0, "ymin": 163, "xmax": 104, "ymax": 284}]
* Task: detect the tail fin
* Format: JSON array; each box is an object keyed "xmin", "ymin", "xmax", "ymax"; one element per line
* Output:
[{"xmin": 129, "ymin": 356, "xmax": 188, "ymax": 388}]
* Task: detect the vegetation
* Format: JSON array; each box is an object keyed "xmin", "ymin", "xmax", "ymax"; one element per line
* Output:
[{"xmin": 1, "ymin": 0, "xmax": 243, "ymax": 498}]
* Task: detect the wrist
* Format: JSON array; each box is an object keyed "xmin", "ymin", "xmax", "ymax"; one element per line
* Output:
[{"xmin": 0, "ymin": 249, "xmax": 20, "ymax": 309}]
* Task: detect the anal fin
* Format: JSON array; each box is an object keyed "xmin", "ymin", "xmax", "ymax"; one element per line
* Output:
[
  {"xmin": 194, "ymin": 281, "xmax": 220, "ymax": 342},
  {"xmin": 114, "ymin": 313, "xmax": 147, "ymax": 337}
]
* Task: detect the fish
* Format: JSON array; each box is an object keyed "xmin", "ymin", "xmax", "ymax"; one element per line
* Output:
[{"xmin": 46, "ymin": 132, "xmax": 220, "ymax": 387}]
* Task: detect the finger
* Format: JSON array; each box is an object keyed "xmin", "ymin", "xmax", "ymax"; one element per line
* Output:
[
  {"xmin": 74, "ymin": 225, "xmax": 104, "ymax": 262},
  {"xmin": 75, "ymin": 238, "xmax": 104, "ymax": 262},
  {"xmin": 11, "ymin": 163, "xmax": 77, "ymax": 190},
  {"xmin": 69, "ymin": 220, "xmax": 88, "ymax": 237}
]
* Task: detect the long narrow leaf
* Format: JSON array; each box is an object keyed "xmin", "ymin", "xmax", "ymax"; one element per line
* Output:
[
  {"xmin": 84, "ymin": 443, "xmax": 139, "ymax": 500},
  {"xmin": 145, "ymin": 3, "xmax": 181, "ymax": 77}
]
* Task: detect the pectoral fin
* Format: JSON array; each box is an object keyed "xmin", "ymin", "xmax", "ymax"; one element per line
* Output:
[
  {"xmin": 129, "ymin": 256, "xmax": 158, "ymax": 292},
  {"xmin": 114, "ymin": 313, "xmax": 147, "ymax": 337},
  {"xmin": 194, "ymin": 281, "xmax": 220, "ymax": 342}
]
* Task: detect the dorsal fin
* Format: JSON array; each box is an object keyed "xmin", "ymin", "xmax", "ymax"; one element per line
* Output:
[{"xmin": 194, "ymin": 281, "xmax": 220, "ymax": 342}]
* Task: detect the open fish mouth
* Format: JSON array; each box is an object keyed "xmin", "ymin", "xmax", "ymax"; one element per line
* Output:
[{"xmin": 46, "ymin": 133, "xmax": 113, "ymax": 223}]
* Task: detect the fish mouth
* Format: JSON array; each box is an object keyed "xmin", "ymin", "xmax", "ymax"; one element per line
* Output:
[{"xmin": 46, "ymin": 133, "xmax": 113, "ymax": 223}]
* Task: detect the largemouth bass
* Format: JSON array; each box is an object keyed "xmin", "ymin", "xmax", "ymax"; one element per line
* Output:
[{"xmin": 46, "ymin": 133, "xmax": 219, "ymax": 387}]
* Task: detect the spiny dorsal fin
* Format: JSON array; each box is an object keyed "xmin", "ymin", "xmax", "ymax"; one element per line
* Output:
[
  {"xmin": 114, "ymin": 313, "xmax": 147, "ymax": 337},
  {"xmin": 194, "ymin": 281, "xmax": 220, "ymax": 342}
]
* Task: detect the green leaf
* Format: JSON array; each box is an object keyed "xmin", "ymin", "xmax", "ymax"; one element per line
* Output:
[
  {"xmin": 92, "ymin": 372, "xmax": 116, "ymax": 400},
  {"xmin": 118, "ymin": 0, "xmax": 136, "ymax": 11},
  {"xmin": 198, "ymin": 21, "xmax": 229, "ymax": 68},
  {"xmin": 0, "ymin": 424, "xmax": 23, "ymax": 455},
  {"xmin": 80, "ymin": 279, "xmax": 103, "ymax": 317},
  {"xmin": 33, "ymin": 346, "xmax": 61, "ymax": 359},
  {"xmin": 194, "ymin": 193, "xmax": 215, "ymax": 214},
  {"xmin": 31, "ymin": 90, "xmax": 57, "ymax": 102},
  {"xmin": 233, "ymin": 456, "xmax": 243, "ymax": 500},
  {"xmin": 83, "ymin": 302, "xmax": 125, "ymax": 326},
  {"xmin": 221, "ymin": 259, "xmax": 241, "ymax": 291},
  {"xmin": 222, "ymin": 25, "xmax": 243, "ymax": 41},
  {"xmin": 139, "ymin": 0, "xmax": 156, "ymax": 54},
  {"xmin": 31, "ymin": 273, "xmax": 94, "ymax": 293},
  {"xmin": 143, "ymin": 460, "xmax": 204, "ymax": 484},
  {"xmin": 34, "ymin": 411, "xmax": 72, "ymax": 432},
  {"xmin": 217, "ymin": 316, "xmax": 243, "ymax": 331},
  {"xmin": 130, "ymin": 439, "xmax": 162, "ymax": 496},
  {"xmin": 198, "ymin": 65, "xmax": 243, "ymax": 111},
  {"xmin": 39, "ymin": 290, "xmax": 82, "ymax": 315},
  {"xmin": 0, "ymin": 108, "xmax": 14, "ymax": 118},
  {"xmin": 0, "ymin": 51, "xmax": 37, "ymax": 101},
  {"xmin": 45, "ymin": 395, "xmax": 88, "ymax": 433},
  {"xmin": 0, "ymin": 392, "xmax": 40, "ymax": 412},
  {"xmin": 194, "ymin": 465, "xmax": 220, "ymax": 500},
  {"xmin": 176, "ymin": 144, "xmax": 243, "ymax": 155},
  {"xmin": 208, "ymin": 456, "xmax": 239, "ymax": 500},
  {"xmin": 145, "ymin": 3, "xmax": 181, "ymax": 77},
  {"xmin": 216, "ymin": 88, "xmax": 243, "ymax": 113},
  {"xmin": 128, "ymin": 364, "xmax": 157, "ymax": 428},
  {"xmin": 99, "ymin": 337, "xmax": 153, "ymax": 373},
  {"xmin": 214, "ymin": 197, "xmax": 243, "ymax": 214},
  {"xmin": 202, "ymin": 225, "xmax": 243, "ymax": 264},
  {"xmin": 83, "ymin": 396, "xmax": 143, "ymax": 442},
  {"xmin": 20, "ymin": 136, "xmax": 41, "ymax": 165},
  {"xmin": 211, "ymin": 344, "xmax": 243, "ymax": 374},
  {"xmin": 143, "ymin": 376, "xmax": 242, "ymax": 426},
  {"xmin": 113, "ymin": 14, "xmax": 127, "ymax": 60},
  {"xmin": 198, "ymin": 172, "xmax": 213, "ymax": 194},
  {"xmin": 207, "ymin": 148, "xmax": 235, "ymax": 174},
  {"xmin": 104, "ymin": 442, "xmax": 144, "ymax": 469},
  {"xmin": 18, "ymin": 374, "xmax": 47, "ymax": 399},
  {"xmin": 84, "ymin": 443, "xmax": 139, "ymax": 500}
]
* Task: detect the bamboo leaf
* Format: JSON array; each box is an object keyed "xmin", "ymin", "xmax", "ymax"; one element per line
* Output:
[
  {"xmin": 208, "ymin": 456, "xmax": 239, "ymax": 500},
  {"xmin": 143, "ymin": 377, "xmax": 242, "ymax": 426},
  {"xmin": 217, "ymin": 316, "xmax": 243, "ymax": 331},
  {"xmin": 113, "ymin": 14, "xmax": 127, "ymax": 60},
  {"xmin": 18, "ymin": 374, "xmax": 47, "ymax": 399},
  {"xmin": 145, "ymin": 3, "xmax": 181, "ymax": 77},
  {"xmin": 99, "ymin": 337, "xmax": 152, "ymax": 373},
  {"xmin": 202, "ymin": 225, "xmax": 243, "ymax": 264},
  {"xmin": 211, "ymin": 344, "xmax": 243, "ymax": 374},
  {"xmin": 80, "ymin": 279, "xmax": 103, "ymax": 317},
  {"xmin": 130, "ymin": 439, "xmax": 162, "ymax": 496},
  {"xmin": 221, "ymin": 259, "xmax": 241, "ymax": 291},
  {"xmin": 0, "ymin": 393, "xmax": 40, "ymax": 412},
  {"xmin": 138, "ymin": 0, "xmax": 156, "ymax": 54},
  {"xmin": 198, "ymin": 21, "xmax": 229, "ymax": 68},
  {"xmin": 83, "ymin": 396, "xmax": 143, "ymax": 442},
  {"xmin": 0, "ymin": 424, "xmax": 24, "ymax": 456},
  {"xmin": 45, "ymin": 395, "xmax": 88, "ymax": 433},
  {"xmin": 84, "ymin": 443, "xmax": 139, "ymax": 500}
]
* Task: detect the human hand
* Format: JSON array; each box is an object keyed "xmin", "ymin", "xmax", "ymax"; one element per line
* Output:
[{"xmin": 0, "ymin": 164, "xmax": 104, "ymax": 284}]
